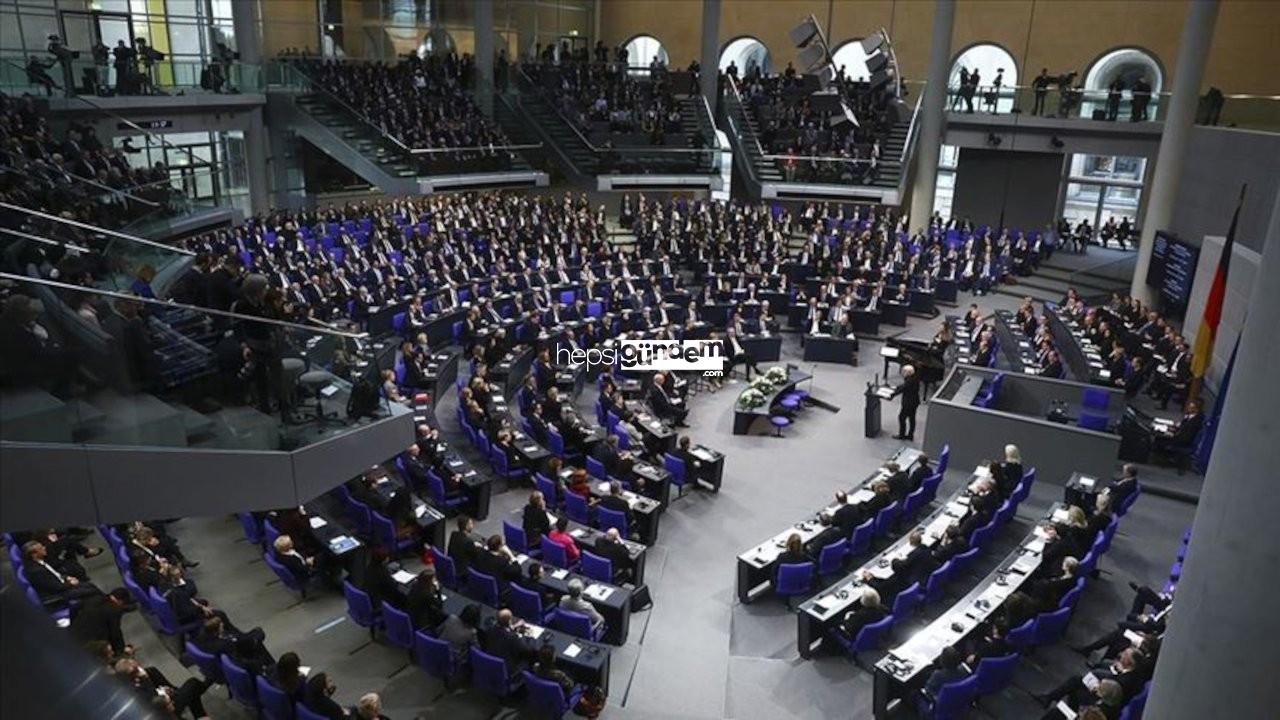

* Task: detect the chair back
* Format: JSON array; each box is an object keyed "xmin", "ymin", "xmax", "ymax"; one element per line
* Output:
[
  {"xmin": 1077, "ymin": 413, "xmax": 1109, "ymax": 432},
  {"xmin": 347, "ymin": 499, "xmax": 373, "ymax": 536},
  {"xmin": 774, "ymin": 562, "xmax": 814, "ymax": 597},
  {"xmin": 263, "ymin": 518, "xmax": 282, "ymax": 549},
  {"xmin": 924, "ymin": 560, "xmax": 953, "ymax": 603},
  {"xmin": 238, "ymin": 513, "xmax": 263, "ymax": 544},
  {"xmin": 413, "ymin": 630, "xmax": 455, "ymax": 681},
  {"xmin": 535, "ymin": 474, "xmax": 560, "ymax": 506},
  {"xmin": 853, "ymin": 613, "xmax": 896, "ymax": 652},
  {"xmin": 429, "ymin": 546, "xmax": 457, "ymax": 588},
  {"xmin": 466, "ymin": 567, "xmax": 501, "ymax": 606},
  {"xmin": 1117, "ymin": 484, "xmax": 1142, "ymax": 516},
  {"xmin": 597, "ymin": 506, "xmax": 628, "ymax": 536},
  {"xmin": 256, "ymin": 675, "xmax": 294, "ymax": 720},
  {"xmin": 264, "ymin": 552, "xmax": 304, "ymax": 594},
  {"xmin": 968, "ymin": 522, "xmax": 995, "ymax": 549},
  {"xmin": 581, "ymin": 550, "xmax": 613, "ymax": 583},
  {"xmin": 1081, "ymin": 387, "xmax": 1110, "ymax": 411},
  {"xmin": 470, "ymin": 646, "xmax": 517, "ymax": 698},
  {"xmin": 1119, "ymin": 681, "xmax": 1151, "ymax": 720},
  {"xmin": 509, "ymin": 582, "xmax": 548, "ymax": 624},
  {"xmin": 876, "ymin": 501, "xmax": 902, "ymax": 537},
  {"xmin": 372, "ymin": 511, "xmax": 403, "ymax": 552},
  {"xmin": 381, "ymin": 600, "xmax": 414, "ymax": 650},
  {"xmin": 522, "ymin": 670, "xmax": 573, "ymax": 718},
  {"xmin": 930, "ymin": 674, "xmax": 979, "ymax": 719},
  {"xmin": 920, "ymin": 472, "xmax": 943, "ymax": 503},
  {"xmin": 552, "ymin": 608, "xmax": 599, "ymax": 640},
  {"xmin": 1033, "ymin": 606, "xmax": 1072, "ymax": 646},
  {"xmin": 951, "ymin": 547, "xmax": 980, "ymax": 572},
  {"xmin": 503, "ymin": 520, "xmax": 529, "ymax": 553},
  {"xmin": 973, "ymin": 653, "xmax": 1019, "ymax": 696},
  {"xmin": 849, "ymin": 518, "xmax": 875, "ymax": 556},
  {"xmin": 1058, "ymin": 577, "xmax": 1087, "ymax": 610},
  {"xmin": 663, "ymin": 453, "xmax": 687, "ymax": 488},
  {"xmin": 540, "ymin": 536, "xmax": 571, "ymax": 569},
  {"xmin": 901, "ymin": 487, "xmax": 927, "ymax": 519},
  {"xmin": 615, "ymin": 428, "xmax": 631, "ymax": 450},
  {"xmin": 427, "ymin": 470, "xmax": 449, "ymax": 504},
  {"xmin": 341, "ymin": 579, "xmax": 377, "ymax": 629},
  {"xmin": 183, "ymin": 640, "xmax": 224, "ymax": 683},
  {"xmin": 147, "ymin": 587, "xmax": 185, "ymax": 635},
  {"xmin": 586, "ymin": 456, "xmax": 607, "ymax": 480},
  {"xmin": 891, "ymin": 581, "xmax": 923, "ymax": 617},
  {"xmin": 937, "ymin": 444, "xmax": 951, "ymax": 474},
  {"xmin": 818, "ymin": 539, "xmax": 848, "ymax": 575},
  {"xmin": 547, "ymin": 429, "xmax": 567, "ymax": 457},
  {"xmin": 1006, "ymin": 616, "xmax": 1037, "ymax": 650},
  {"xmin": 220, "ymin": 655, "xmax": 259, "ymax": 710},
  {"xmin": 565, "ymin": 492, "xmax": 591, "ymax": 524},
  {"xmin": 994, "ymin": 498, "xmax": 1016, "ymax": 526}
]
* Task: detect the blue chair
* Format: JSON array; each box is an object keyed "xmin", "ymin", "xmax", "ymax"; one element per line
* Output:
[
  {"xmin": 264, "ymin": 551, "xmax": 309, "ymax": 599},
  {"xmin": 552, "ymin": 608, "xmax": 605, "ymax": 641},
  {"xmin": 428, "ymin": 546, "xmax": 458, "ymax": 589},
  {"xmin": 221, "ymin": 655, "xmax": 259, "ymax": 712},
  {"xmin": 920, "ymin": 673, "xmax": 978, "ymax": 720},
  {"xmin": 1033, "ymin": 606, "xmax": 1072, "ymax": 646},
  {"xmin": 920, "ymin": 472, "xmax": 943, "ymax": 503},
  {"xmin": 535, "ymin": 474, "xmax": 561, "ymax": 508},
  {"xmin": 183, "ymin": 640, "xmax": 224, "ymax": 683},
  {"xmin": 257, "ymin": 675, "xmax": 294, "ymax": 720},
  {"xmin": 581, "ymin": 550, "xmax": 613, "ymax": 583},
  {"xmin": 938, "ymin": 444, "xmax": 951, "ymax": 474},
  {"xmin": 818, "ymin": 539, "xmax": 848, "ymax": 576},
  {"xmin": 413, "ymin": 630, "xmax": 457, "ymax": 686},
  {"xmin": 1058, "ymin": 577, "xmax": 1087, "ymax": 611},
  {"xmin": 522, "ymin": 670, "xmax": 584, "ymax": 719},
  {"xmin": 774, "ymin": 562, "xmax": 814, "ymax": 606},
  {"xmin": 547, "ymin": 428, "xmax": 578, "ymax": 461},
  {"xmin": 237, "ymin": 513, "xmax": 263, "ymax": 545},
  {"xmin": 149, "ymin": 587, "xmax": 200, "ymax": 636},
  {"xmin": 968, "ymin": 522, "xmax": 996, "ymax": 549},
  {"xmin": 615, "ymin": 428, "xmax": 632, "ymax": 451},
  {"xmin": 924, "ymin": 561, "xmax": 953, "ymax": 604},
  {"xmin": 263, "ymin": 517, "xmax": 282, "ymax": 549},
  {"xmin": 891, "ymin": 581, "xmax": 924, "ymax": 618},
  {"xmin": 973, "ymin": 653, "xmax": 1019, "ymax": 697},
  {"xmin": 663, "ymin": 453, "xmax": 689, "ymax": 497},
  {"xmin": 1078, "ymin": 413, "xmax": 1109, "ymax": 432},
  {"xmin": 427, "ymin": 471, "xmax": 468, "ymax": 512},
  {"xmin": 503, "ymin": 520, "xmax": 532, "ymax": 554},
  {"xmin": 467, "ymin": 568, "xmax": 501, "ymax": 606},
  {"xmin": 381, "ymin": 600, "xmax": 414, "ymax": 654},
  {"xmin": 1119, "ymin": 681, "xmax": 1150, "ymax": 720},
  {"xmin": 902, "ymin": 487, "xmax": 928, "ymax": 520},
  {"xmin": 831, "ymin": 613, "xmax": 895, "ymax": 665},
  {"xmin": 874, "ymin": 501, "xmax": 901, "ymax": 537},
  {"xmin": 490, "ymin": 446, "xmax": 529, "ymax": 483},
  {"xmin": 565, "ymin": 492, "xmax": 591, "ymax": 524},
  {"xmin": 342, "ymin": 580, "xmax": 382, "ymax": 639},
  {"xmin": 372, "ymin": 511, "xmax": 416, "ymax": 555},
  {"xmin": 994, "ymin": 498, "xmax": 1016, "ymax": 526},
  {"xmin": 540, "ymin": 536, "xmax": 573, "ymax": 569},
  {"xmin": 1082, "ymin": 387, "xmax": 1110, "ymax": 411},
  {"xmin": 123, "ymin": 572, "xmax": 148, "ymax": 609},
  {"xmin": 586, "ymin": 456, "xmax": 607, "ymax": 480},
  {"xmin": 1007, "ymin": 616, "xmax": 1037, "ymax": 652},
  {"xmin": 470, "ymin": 646, "xmax": 522, "ymax": 699},
  {"xmin": 849, "ymin": 518, "xmax": 876, "ymax": 556},
  {"xmin": 1117, "ymin": 484, "xmax": 1142, "ymax": 516},
  {"xmin": 597, "ymin": 506, "xmax": 628, "ymax": 537},
  {"xmin": 509, "ymin": 582, "xmax": 555, "ymax": 624}
]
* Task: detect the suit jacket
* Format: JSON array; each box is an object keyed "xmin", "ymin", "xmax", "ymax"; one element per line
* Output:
[
  {"xmin": 406, "ymin": 580, "xmax": 446, "ymax": 630},
  {"xmin": 597, "ymin": 494, "xmax": 635, "ymax": 529},
  {"xmin": 892, "ymin": 375, "xmax": 922, "ymax": 410},
  {"xmin": 887, "ymin": 470, "xmax": 913, "ymax": 501},
  {"xmin": 832, "ymin": 502, "xmax": 863, "ymax": 533},
  {"xmin": 483, "ymin": 624, "xmax": 534, "ymax": 668},
  {"xmin": 522, "ymin": 504, "xmax": 552, "ymax": 543},
  {"xmin": 841, "ymin": 603, "xmax": 887, "ymax": 636},
  {"xmin": 68, "ymin": 595, "xmax": 127, "ymax": 652},
  {"xmin": 23, "ymin": 560, "xmax": 75, "ymax": 601},
  {"xmin": 593, "ymin": 537, "xmax": 633, "ymax": 581},
  {"xmin": 448, "ymin": 530, "xmax": 484, "ymax": 574},
  {"xmin": 472, "ymin": 550, "xmax": 521, "ymax": 584}
]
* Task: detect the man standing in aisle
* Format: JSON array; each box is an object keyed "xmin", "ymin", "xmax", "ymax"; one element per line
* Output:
[{"xmin": 891, "ymin": 364, "xmax": 921, "ymax": 441}]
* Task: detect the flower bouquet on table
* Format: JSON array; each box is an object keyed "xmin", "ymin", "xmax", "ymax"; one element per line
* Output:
[
  {"xmin": 738, "ymin": 387, "xmax": 766, "ymax": 409},
  {"xmin": 749, "ymin": 375, "xmax": 775, "ymax": 394},
  {"xmin": 765, "ymin": 366, "xmax": 787, "ymax": 384}
]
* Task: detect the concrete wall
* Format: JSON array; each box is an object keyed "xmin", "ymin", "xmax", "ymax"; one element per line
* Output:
[
  {"xmin": 1170, "ymin": 127, "xmax": 1280, "ymax": 255},
  {"xmin": 598, "ymin": 0, "xmax": 1280, "ymax": 95},
  {"xmin": 952, "ymin": 147, "xmax": 1063, "ymax": 229}
]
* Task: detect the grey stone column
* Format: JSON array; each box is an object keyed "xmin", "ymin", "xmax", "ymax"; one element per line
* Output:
[
  {"xmin": 475, "ymin": 0, "xmax": 495, "ymax": 116},
  {"xmin": 700, "ymin": 0, "xmax": 721, "ymax": 114},
  {"xmin": 1130, "ymin": 0, "xmax": 1219, "ymax": 302},
  {"xmin": 232, "ymin": 0, "xmax": 269, "ymax": 214},
  {"xmin": 1143, "ymin": 183, "xmax": 1280, "ymax": 718},
  {"xmin": 907, "ymin": 0, "xmax": 956, "ymax": 227}
]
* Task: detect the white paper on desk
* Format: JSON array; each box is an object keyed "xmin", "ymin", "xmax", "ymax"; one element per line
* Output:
[
  {"xmin": 692, "ymin": 448, "xmax": 715, "ymax": 462},
  {"xmin": 1099, "ymin": 369, "xmax": 1112, "ymax": 379},
  {"xmin": 515, "ymin": 554, "xmax": 529, "ymax": 564},
  {"xmin": 546, "ymin": 513, "xmax": 558, "ymax": 524},
  {"xmin": 585, "ymin": 584, "xmax": 613, "ymax": 601},
  {"xmin": 415, "ymin": 504, "xmax": 427, "ymax": 518},
  {"xmin": 1052, "ymin": 508, "xmax": 1071, "ymax": 524},
  {"xmin": 526, "ymin": 625, "xmax": 545, "ymax": 640},
  {"xmin": 850, "ymin": 489, "xmax": 876, "ymax": 504},
  {"xmin": 869, "ymin": 564, "xmax": 895, "ymax": 580},
  {"xmin": 1082, "ymin": 672, "xmax": 1100, "ymax": 691},
  {"xmin": 1056, "ymin": 700, "xmax": 1078, "ymax": 719},
  {"xmin": 815, "ymin": 594, "xmax": 840, "ymax": 611},
  {"xmin": 309, "ymin": 516, "xmax": 327, "ymax": 529},
  {"xmin": 1079, "ymin": 476, "xmax": 1097, "ymax": 489},
  {"xmin": 975, "ymin": 465, "xmax": 992, "ymax": 477},
  {"xmin": 570, "ymin": 528, "xmax": 586, "ymax": 539},
  {"xmin": 1124, "ymin": 629, "xmax": 1145, "ymax": 646},
  {"xmin": 1023, "ymin": 368, "xmax": 1038, "ymax": 374},
  {"xmin": 562, "ymin": 643, "xmax": 582, "ymax": 658},
  {"xmin": 57, "ymin": 617, "xmax": 71, "ymax": 628},
  {"xmin": 1033, "ymin": 525, "xmax": 1051, "ymax": 540},
  {"xmin": 880, "ymin": 346, "xmax": 900, "ymax": 358},
  {"xmin": 551, "ymin": 569, "xmax": 569, "ymax": 580},
  {"xmin": 299, "ymin": 666, "xmax": 312, "ymax": 677},
  {"xmin": 392, "ymin": 570, "xmax": 416, "ymax": 584},
  {"xmin": 1025, "ymin": 538, "xmax": 1047, "ymax": 556},
  {"xmin": 875, "ymin": 387, "xmax": 895, "ymax": 399}
]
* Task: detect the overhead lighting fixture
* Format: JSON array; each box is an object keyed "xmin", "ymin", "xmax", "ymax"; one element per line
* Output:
[{"xmin": 789, "ymin": 17, "xmax": 820, "ymax": 48}]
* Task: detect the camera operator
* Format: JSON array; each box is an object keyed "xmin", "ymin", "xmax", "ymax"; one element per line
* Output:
[
  {"xmin": 91, "ymin": 41, "xmax": 110, "ymax": 95},
  {"xmin": 232, "ymin": 274, "xmax": 286, "ymax": 418},
  {"xmin": 112, "ymin": 39, "xmax": 136, "ymax": 94},
  {"xmin": 47, "ymin": 35, "xmax": 79, "ymax": 97},
  {"xmin": 25, "ymin": 54, "xmax": 59, "ymax": 97},
  {"xmin": 135, "ymin": 37, "xmax": 166, "ymax": 95}
]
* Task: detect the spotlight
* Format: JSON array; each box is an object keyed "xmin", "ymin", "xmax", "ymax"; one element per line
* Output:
[
  {"xmin": 1050, "ymin": 135, "xmax": 1065, "ymax": 149},
  {"xmin": 789, "ymin": 18, "xmax": 820, "ymax": 48}
]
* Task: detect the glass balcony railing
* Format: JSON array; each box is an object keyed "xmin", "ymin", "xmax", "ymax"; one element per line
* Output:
[
  {"xmin": 0, "ymin": 271, "xmax": 397, "ymax": 452},
  {"xmin": 0, "ymin": 55, "xmax": 263, "ymax": 97}
]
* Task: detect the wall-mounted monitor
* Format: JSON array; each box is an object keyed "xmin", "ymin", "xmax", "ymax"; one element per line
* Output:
[{"xmin": 1145, "ymin": 230, "xmax": 1199, "ymax": 316}]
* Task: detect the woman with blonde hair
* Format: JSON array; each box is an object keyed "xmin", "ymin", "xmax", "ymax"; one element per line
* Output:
[{"xmin": 994, "ymin": 444, "xmax": 1024, "ymax": 496}]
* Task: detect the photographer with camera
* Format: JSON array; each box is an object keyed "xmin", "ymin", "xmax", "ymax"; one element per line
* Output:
[
  {"xmin": 134, "ymin": 37, "xmax": 166, "ymax": 95},
  {"xmin": 112, "ymin": 39, "xmax": 136, "ymax": 94},
  {"xmin": 25, "ymin": 54, "xmax": 59, "ymax": 96},
  {"xmin": 91, "ymin": 41, "xmax": 110, "ymax": 95},
  {"xmin": 47, "ymin": 35, "xmax": 79, "ymax": 97}
]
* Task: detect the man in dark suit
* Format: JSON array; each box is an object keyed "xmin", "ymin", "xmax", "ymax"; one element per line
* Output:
[
  {"xmin": 831, "ymin": 491, "xmax": 863, "ymax": 533},
  {"xmin": 809, "ymin": 513, "xmax": 845, "ymax": 553},
  {"xmin": 1104, "ymin": 464, "xmax": 1140, "ymax": 510},
  {"xmin": 909, "ymin": 454, "xmax": 934, "ymax": 488},
  {"xmin": 593, "ymin": 435, "xmax": 634, "ymax": 480},
  {"xmin": 900, "ymin": 530, "xmax": 936, "ymax": 582},
  {"xmin": 597, "ymin": 480, "xmax": 635, "ymax": 533},
  {"xmin": 447, "ymin": 516, "xmax": 485, "ymax": 574},
  {"xmin": 69, "ymin": 588, "xmax": 134, "ymax": 654},
  {"xmin": 406, "ymin": 567, "xmax": 446, "ymax": 630},
  {"xmin": 472, "ymin": 535, "xmax": 521, "ymax": 584},
  {"xmin": 647, "ymin": 372, "xmax": 689, "ymax": 427},
  {"xmin": 885, "ymin": 462, "xmax": 912, "ymax": 502},
  {"xmin": 592, "ymin": 528, "xmax": 635, "ymax": 584},
  {"xmin": 22, "ymin": 541, "xmax": 102, "ymax": 607},
  {"xmin": 1030, "ymin": 557, "xmax": 1079, "ymax": 611},
  {"xmin": 483, "ymin": 609, "xmax": 536, "ymax": 669},
  {"xmin": 522, "ymin": 491, "xmax": 552, "ymax": 545},
  {"xmin": 1154, "ymin": 401, "xmax": 1204, "ymax": 456},
  {"xmin": 890, "ymin": 364, "xmax": 922, "ymax": 440}
]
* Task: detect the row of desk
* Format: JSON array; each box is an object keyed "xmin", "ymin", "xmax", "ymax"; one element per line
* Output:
[
  {"xmin": 1044, "ymin": 305, "xmax": 1113, "ymax": 385},
  {"xmin": 872, "ymin": 501, "xmax": 1071, "ymax": 716},
  {"xmin": 736, "ymin": 447, "xmax": 922, "ymax": 602},
  {"xmin": 992, "ymin": 310, "xmax": 1042, "ymax": 374},
  {"xmin": 797, "ymin": 464, "xmax": 990, "ymax": 658}
]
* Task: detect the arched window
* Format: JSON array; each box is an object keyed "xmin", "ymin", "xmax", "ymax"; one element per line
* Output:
[
  {"xmin": 720, "ymin": 37, "xmax": 771, "ymax": 78},
  {"xmin": 1084, "ymin": 47, "xmax": 1164, "ymax": 120},
  {"xmin": 948, "ymin": 43, "xmax": 1018, "ymax": 114},
  {"xmin": 622, "ymin": 34, "xmax": 668, "ymax": 75},
  {"xmin": 831, "ymin": 40, "xmax": 873, "ymax": 83}
]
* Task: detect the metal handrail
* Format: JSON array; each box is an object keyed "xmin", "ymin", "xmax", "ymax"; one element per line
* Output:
[
  {"xmin": 0, "ymin": 226, "xmax": 91, "ymax": 253},
  {"xmin": 0, "ymin": 58, "xmax": 229, "ymax": 174},
  {"xmin": 0, "ymin": 201, "xmax": 195, "ymax": 256},
  {"xmin": 1066, "ymin": 252, "xmax": 1138, "ymax": 288},
  {"xmin": 1, "ymin": 271, "xmax": 369, "ymax": 340},
  {"xmin": 725, "ymin": 79, "xmax": 767, "ymax": 158},
  {"xmin": 900, "ymin": 91, "xmax": 924, "ymax": 169},
  {"xmin": 283, "ymin": 62, "xmax": 411, "ymax": 152},
  {"xmin": 516, "ymin": 64, "xmax": 716, "ymax": 157},
  {"xmin": 0, "ymin": 162, "xmax": 160, "ymax": 208}
]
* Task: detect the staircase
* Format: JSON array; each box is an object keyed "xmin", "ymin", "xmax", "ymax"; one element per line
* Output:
[
  {"xmin": 874, "ymin": 121, "xmax": 911, "ymax": 188},
  {"xmin": 506, "ymin": 91, "xmax": 599, "ymax": 179},
  {"xmin": 993, "ymin": 256, "xmax": 1134, "ymax": 304}
]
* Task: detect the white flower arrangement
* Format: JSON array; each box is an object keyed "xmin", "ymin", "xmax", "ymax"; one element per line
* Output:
[
  {"xmin": 765, "ymin": 366, "xmax": 787, "ymax": 383},
  {"xmin": 739, "ymin": 388, "xmax": 766, "ymax": 408}
]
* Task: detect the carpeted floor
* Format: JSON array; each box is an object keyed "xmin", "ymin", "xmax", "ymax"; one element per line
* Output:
[{"xmin": 101, "ymin": 291, "xmax": 1198, "ymax": 719}]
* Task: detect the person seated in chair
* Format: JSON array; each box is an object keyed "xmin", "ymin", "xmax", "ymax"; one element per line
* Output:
[
  {"xmin": 544, "ymin": 516, "xmax": 581, "ymax": 564},
  {"xmin": 839, "ymin": 586, "xmax": 887, "ymax": 637},
  {"xmin": 592, "ymin": 528, "xmax": 634, "ymax": 584},
  {"xmin": 647, "ymin": 372, "xmax": 689, "ymax": 427},
  {"xmin": 923, "ymin": 646, "xmax": 969, "ymax": 700},
  {"xmin": 522, "ymin": 491, "xmax": 553, "ymax": 545},
  {"xmin": 271, "ymin": 535, "xmax": 316, "ymax": 585},
  {"xmin": 557, "ymin": 578, "xmax": 605, "ymax": 630},
  {"xmin": 532, "ymin": 642, "xmax": 576, "ymax": 694}
]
